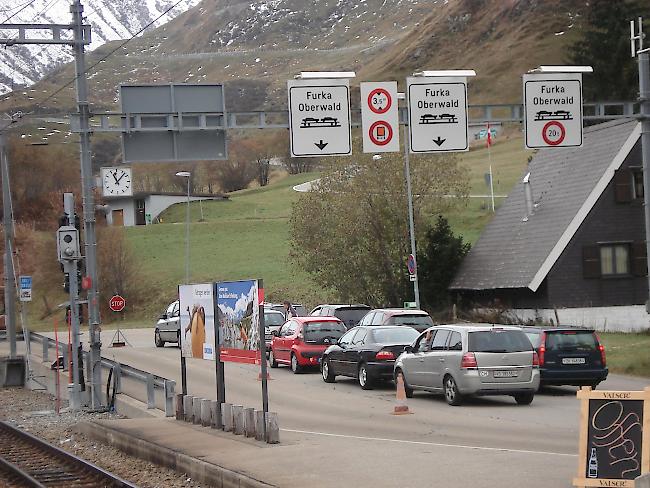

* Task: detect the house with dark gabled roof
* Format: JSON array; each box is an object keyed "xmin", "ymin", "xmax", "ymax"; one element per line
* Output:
[{"xmin": 450, "ymin": 119, "xmax": 648, "ymax": 332}]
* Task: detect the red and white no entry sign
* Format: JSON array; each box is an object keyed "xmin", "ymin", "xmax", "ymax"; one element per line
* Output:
[
  {"xmin": 109, "ymin": 294, "xmax": 126, "ymax": 312},
  {"xmin": 367, "ymin": 88, "xmax": 392, "ymax": 114},
  {"xmin": 542, "ymin": 121, "xmax": 566, "ymax": 146},
  {"xmin": 369, "ymin": 120, "xmax": 393, "ymax": 146}
]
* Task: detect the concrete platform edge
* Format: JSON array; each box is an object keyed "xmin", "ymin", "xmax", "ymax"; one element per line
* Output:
[{"xmin": 75, "ymin": 421, "xmax": 277, "ymax": 488}]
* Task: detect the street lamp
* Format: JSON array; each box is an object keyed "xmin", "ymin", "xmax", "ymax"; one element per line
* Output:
[{"xmin": 175, "ymin": 171, "xmax": 191, "ymax": 283}]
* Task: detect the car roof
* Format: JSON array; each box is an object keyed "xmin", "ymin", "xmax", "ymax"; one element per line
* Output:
[
  {"xmin": 520, "ymin": 325, "xmax": 596, "ymax": 333},
  {"xmin": 370, "ymin": 308, "xmax": 429, "ymax": 316},
  {"xmin": 316, "ymin": 304, "xmax": 370, "ymax": 309},
  {"xmin": 295, "ymin": 316, "xmax": 343, "ymax": 323},
  {"xmin": 429, "ymin": 323, "xmax": 524, "ymax": 332}
]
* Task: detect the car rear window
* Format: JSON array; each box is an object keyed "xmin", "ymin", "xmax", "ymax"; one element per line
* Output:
[
  {"xmin": 387, "ymin": 314, "xmax": 434, "ymax": 328},
  {"xmin": 334, "ymin": 308, "xmax": 370, "ymax": 327},
  {"xmin": 304, "ymin": 321, "xmax": 347, "ymax": 343},
  {"xmin": 372, "ymin": 327, "xmax": 419, "ymax": 344},
  {"xmin": 468, "ymin": 330, "xmax": 532, "ymax": 353},
  {"xmin": 524, "ymin": 331, "xmax": 542, "ymax": 348},
  {"xmin": 546, "ymin": 331, "xmax": 598, "ymax": 351},
  {"xmin": 265, "ymin": 313, "xmax": 285, "ymax": 326}
]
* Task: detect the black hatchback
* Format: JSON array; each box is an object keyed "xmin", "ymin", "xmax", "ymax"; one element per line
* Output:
[
  {"xmin": 522, "ymin": 326, "xmax": 608, "ymax": 388},
  {"xmin": 320, "ymin": 325, "xmax": 420, "ymax": 390}
]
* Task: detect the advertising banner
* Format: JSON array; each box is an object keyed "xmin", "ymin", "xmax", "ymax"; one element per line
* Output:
[
  {"xmin": 179, "ymin": 283, "xmax": 216, "ymax": 360},
  {"xmin": 216, "ymin": 279, "xmax": 261, "ymax": 364}
]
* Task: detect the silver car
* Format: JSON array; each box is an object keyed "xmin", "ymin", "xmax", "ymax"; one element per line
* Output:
[
  {"xmin": 154, "ymin": 300, "xmax": 180, "ymax": 347},
  {"xmin": 394, "ymin": 324, "xmax": 540, "ymax": 406}
]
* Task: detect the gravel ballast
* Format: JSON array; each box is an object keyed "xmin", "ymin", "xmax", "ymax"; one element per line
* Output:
[{"xmin": 0, "ymin": 386, "xmax": 211, "ymax": 488}]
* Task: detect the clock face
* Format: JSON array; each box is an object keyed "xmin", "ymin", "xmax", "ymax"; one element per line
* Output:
[{"xmin": 101, "ymin": 167, "xmax": 132, "ymax": 197}]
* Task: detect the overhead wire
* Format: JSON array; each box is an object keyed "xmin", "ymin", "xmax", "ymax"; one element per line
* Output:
[
  {"xmin": 29, "ymin": 0, "xmax": 64, "ymax": 22},
  {"xmin": 34, "ymin": 0, "xmax": 188, "ymax": 111},
  {"xmin": 2, "ymin": 0, "xmax": 38, "ymax": 24}
]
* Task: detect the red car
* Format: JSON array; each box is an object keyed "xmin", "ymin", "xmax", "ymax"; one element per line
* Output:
[{"xmin": 269, "ymin": 316, "xmax": 347, "ymax": 373}]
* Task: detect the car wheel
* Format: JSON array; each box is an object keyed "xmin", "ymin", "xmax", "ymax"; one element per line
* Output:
[
  {"xmin": 395, "ymin": 369, "xmax": 413, "ymax": 398},
  {"xmin": 444, "ymin": 375, "xmax": 463, "ymax": 406},
  {"xmin": 514, "ymin": 392, "xmax": 535, "ymax": 405},
  {"xmin": 269, "ymin": 349, "xmax": 278, "ymax": 368},
  {"xmin": 358, "ymin": 363, "xmax": 373, "ymax": 390},
  {"xmin": 290, "ymin": 353, "xmax": 302, "ymax": 374},
  {"xmin": 590, "ymin": 382, "xmax": 600, "ymax": 390},
  {"xmin": 321, "ymin": 358, "xmax": 335, "ymax": 383},
  {"xmin": 154, "ymin": 330, "xmax": 164, "ymax": 348}
]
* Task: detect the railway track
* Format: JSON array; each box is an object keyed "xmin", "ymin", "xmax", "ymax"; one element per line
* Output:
[{"xmin": 0, "ymin": 421, "xmax": 139, "ymax": 487}]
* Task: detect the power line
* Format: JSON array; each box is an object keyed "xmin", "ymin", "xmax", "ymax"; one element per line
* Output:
[
  {"xmin": 2, "ymin": 0, "xmax": 37, "ymax": 24},
  {"xmin": 34, "ymin": 0, "xmax": 187, "ymax": 110},
  {"xmin": 30, "ymin": 0, "xmax": 64, "ymax": 22}
]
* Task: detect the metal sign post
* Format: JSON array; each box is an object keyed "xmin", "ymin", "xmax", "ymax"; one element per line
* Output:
[{"xmin": 1, "ymin": 132, "xmax": 16, "ymax": 359}]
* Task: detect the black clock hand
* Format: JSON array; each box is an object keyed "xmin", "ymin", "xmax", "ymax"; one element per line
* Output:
[
  {"xmin": 112, "ymin": 171, "xmax": 119, "ymax": 184},
  {"xmin": 116, "ymin": 171, "xmax": 126, "ymax": 184}
]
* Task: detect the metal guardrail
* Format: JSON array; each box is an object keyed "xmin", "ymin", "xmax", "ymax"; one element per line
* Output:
[{"xmin": 23, "ymin": 331, "xmax": 176, "ymax": 416}]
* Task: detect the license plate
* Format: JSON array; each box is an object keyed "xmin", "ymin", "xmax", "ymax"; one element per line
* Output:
[
  {"xmin": 493, "ymin": 370, "xmax": 519, "ymax": 378},
  {"xmin": 562, "ymin": 357, "xmax": 586, "ymax": 364}
]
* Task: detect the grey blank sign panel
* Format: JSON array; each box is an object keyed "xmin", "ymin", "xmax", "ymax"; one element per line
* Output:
[{"xmin": 120, "ymin": 84, "xmax": 227, "ymax": 162}]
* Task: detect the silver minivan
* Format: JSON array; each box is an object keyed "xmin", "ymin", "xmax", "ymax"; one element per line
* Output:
[{"xmin": 394, "ymin": 324, "xmax": 540, "ymax": 406}]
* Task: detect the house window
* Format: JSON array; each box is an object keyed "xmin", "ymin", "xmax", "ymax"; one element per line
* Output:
[
  {"xmin": 633, "ymin": 170, "xmax": 644, "ymax": 200},
  {"xmin": 600, "ymin": 244, "xmax": 630, "ymax": 276}
]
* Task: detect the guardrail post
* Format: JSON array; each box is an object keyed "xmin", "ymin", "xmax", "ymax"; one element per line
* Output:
[
  {"xmin": 42, "ymin": 338, "xmax": 49, "ymax": 362},
  {"xmin": 176, "ymin": 394, "xmax": 184, "ymax": 421},
  {"xmin": 254, "ymin": 410, "xmax": 265, "ymax": 441},
  {"xmin": 192, "ymin": 397, "xmax": 202, "ymax": 425},
  {"xmin": 201, "ymin": 399, "xmax": 211, "ymax": 427},
  {"xmin": 183, "ymin": 395, "xmax": 193, "ymax": 422},
  {"xmin": 244, "ymin": 407, "xmax": 255, "ymax": 438},
  {"xmin": 146, "ymin": 373, "xmax": 155, "ymax": 409},
  {"xmin": 232, "ymin": 405, "xmax": 244, "ymax": 435},
  {"xmin": 164, "ymin": 380, "xmax": 176, "ymax": 417},
  {"xmin": 265, "ymin": 412, "xmax": 280, "ymax": 444},
  {"xmin": 223, "ymin": 403, "xmax": 233, "ymax": 432},
  {"xmin": 210, "ymin": 401, "xmax": 222, "ymax": 429}
]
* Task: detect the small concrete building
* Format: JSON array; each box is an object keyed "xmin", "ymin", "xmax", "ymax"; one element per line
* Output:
[{"xmin": 104, "ymin": 192, "xmax": 228, "ymax": 226}]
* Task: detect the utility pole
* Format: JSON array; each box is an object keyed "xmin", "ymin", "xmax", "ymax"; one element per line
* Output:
[
  {"xmin": 1, "ymin": 132, "xmax": 16, "ymax": 359},
  {"xmin": 631, "ymin": 18, "xmax": 650, "ymax": 312},
  {"xmin": 402, "ymin": 124, "xmax": 420, "ymax": 309},
  {"xmin": 71, "ymin": 1, "xmax": 101, "ymax": 408}
]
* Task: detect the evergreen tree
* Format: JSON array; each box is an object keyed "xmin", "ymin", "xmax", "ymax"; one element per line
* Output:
[
  {"xmin": 417, "ymin": 216, "xmax": 470, "ymax": 312},
  {"xmin": 569, "ymin": 0, "xmax": 648, "ymax": 101}
]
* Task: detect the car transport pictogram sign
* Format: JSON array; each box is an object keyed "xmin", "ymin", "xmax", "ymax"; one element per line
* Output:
[
  {"xmin": 288, "ymin": 79, "xmax": 352, "ymax": 157},
  {"xmin": 523, "ymin": 73, "xmax": 583, "ymax": 149},
  {"xmin": 361, "ymin": 81, "xmax": 400, "ymax": 153},
  {"xmin": 407, "ymin": 76, "xmax": 469, "ymax": 153}
]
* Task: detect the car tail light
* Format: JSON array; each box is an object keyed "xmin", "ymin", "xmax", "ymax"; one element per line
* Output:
[
  {"xmin": 532, "ymin": 350, "xmax": 540, "ymax": 368},
  {"xmin": 538, "ymin": 332, "xmax": 546, "ymax": 367},
  {"xmin": 375, "ymin": 350, "xmax": 395, "ymax": 361},
  {"xmin": 461, "ymin": 352, "xmax": 477, "ymax": 369},
  {"xmin": 595, "ymin": 334, "xmax": 606, "ymax": 367}
]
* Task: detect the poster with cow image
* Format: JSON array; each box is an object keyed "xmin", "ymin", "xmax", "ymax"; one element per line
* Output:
[
  {"xmin": 179, "ymin": 283, "xmax": 216, "ymax": 360},
  {"xmin": 216, "ymin": 279, "xmax": 261, "ymax": 364}
]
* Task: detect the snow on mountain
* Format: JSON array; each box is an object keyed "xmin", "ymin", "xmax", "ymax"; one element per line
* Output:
[{"xmin": 0, "ymin": 0, "xmax": 202, "ymax": 93}]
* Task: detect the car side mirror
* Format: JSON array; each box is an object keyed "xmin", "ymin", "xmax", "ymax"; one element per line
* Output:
[
  {"xmin": 271, "ymin": 330, "xmax": 279, "ymax": 337},
  {"xmin": 404, "ymin": 345, "xmax": 414, "ymax": 353},
  {"xmin": 160, "ymin": 313, "xmax": 168, "ymax": 320}
]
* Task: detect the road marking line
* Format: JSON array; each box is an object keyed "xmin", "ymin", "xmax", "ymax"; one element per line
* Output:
[{"xmin": 281, "ymin": 429, "xmax": 576, "ymax": 458}]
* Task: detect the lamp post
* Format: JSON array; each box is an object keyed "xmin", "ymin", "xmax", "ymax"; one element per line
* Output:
[{"xmin": 176, "ymin": 171, "xmax": 191, "ymax": 283}]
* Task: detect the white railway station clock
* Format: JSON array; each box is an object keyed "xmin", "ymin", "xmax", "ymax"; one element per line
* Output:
[{"xmin": 101, "ymin": 167, "xmax": 133, "ymax": 197}]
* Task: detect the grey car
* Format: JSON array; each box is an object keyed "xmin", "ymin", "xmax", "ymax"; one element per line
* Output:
[
  {"xmin": 154, "ymin": 300, "xmax": 180, "ymax": 347},
  {"xmin": 394, "ymin": 324, "xmax": 540, "ymax": 406}
]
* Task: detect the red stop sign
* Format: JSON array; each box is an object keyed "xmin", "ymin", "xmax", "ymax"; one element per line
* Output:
[{"xmin": 109, "ymin": 295, "xmax": 126, "ymax": 312}]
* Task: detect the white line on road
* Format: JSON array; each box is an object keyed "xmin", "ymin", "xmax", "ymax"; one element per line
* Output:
[{"xmin": 282, "ymin": 429, "xmax": 577, "ymax": 458}]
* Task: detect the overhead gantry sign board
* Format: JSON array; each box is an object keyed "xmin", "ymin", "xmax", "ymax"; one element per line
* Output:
[
  {"xmin": 288, "ymin": 79, "xmax": 352, "ymax": 157},
  {"xmin": 524, "ymin": 73, "xmax": 583, "ymax": 149}
]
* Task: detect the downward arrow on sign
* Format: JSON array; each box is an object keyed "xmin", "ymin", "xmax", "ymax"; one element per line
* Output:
[
  {"xmin": 433, "ymin": 137, "xmax": 446, "ymax": 146},
  {"xmin": 315, "ymin": 140, "xmax": 328, "ymax": 150}
]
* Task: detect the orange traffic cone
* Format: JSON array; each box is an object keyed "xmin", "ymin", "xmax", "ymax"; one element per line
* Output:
[{"xmin": 392, "ymin": 372, "xmax": 412, "ymax": 415}]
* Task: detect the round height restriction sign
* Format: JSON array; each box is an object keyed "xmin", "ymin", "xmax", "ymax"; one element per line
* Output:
[
  {"xmin": 542, "ymin": 121, "xmax": 566, "ymax": 146},
  {"xmin": 369, "ymin": 121, "xmax": 393, "ymax": 146},
  {"xmin": 367, "ymin": 88, "xmax": 392, "ymax": 114}
]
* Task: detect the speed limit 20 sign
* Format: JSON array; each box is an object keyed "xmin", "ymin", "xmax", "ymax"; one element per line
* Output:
[
  {"xmin": 360, "ymin": 81, "xmax": 399, "ymax": 153},
  {"xmin": 523, "ymin": 73, "xmax": 583, "ymax": 149}
]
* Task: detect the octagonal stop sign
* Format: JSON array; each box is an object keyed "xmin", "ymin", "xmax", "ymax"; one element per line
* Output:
[{"xmin": 109, "ymin": 294, "xmax": 126, "ymax": 312}]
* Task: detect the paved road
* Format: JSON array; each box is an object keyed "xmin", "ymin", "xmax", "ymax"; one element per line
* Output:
[{"xmin": 26, "ymin": 328, "xmax": 650, "ymax": 487}]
